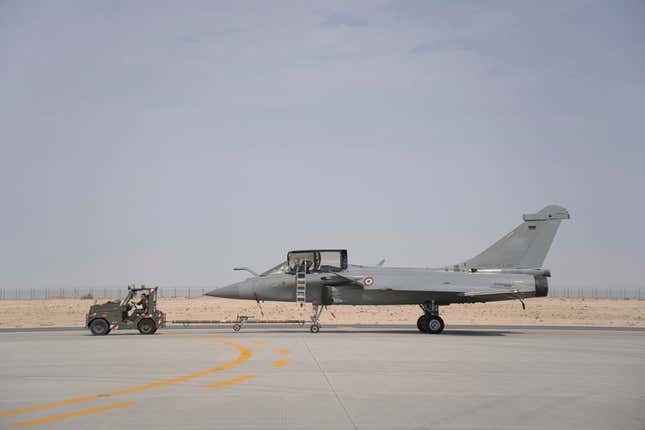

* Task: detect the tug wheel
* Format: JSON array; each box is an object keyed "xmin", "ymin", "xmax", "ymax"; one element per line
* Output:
[
  {"xmin": 137, "ymin": 319, "xmax": 156, "ymax": 335},
  {"xmin": 89, "ymin": 318, "xmax": 110, "ymax": 336}
]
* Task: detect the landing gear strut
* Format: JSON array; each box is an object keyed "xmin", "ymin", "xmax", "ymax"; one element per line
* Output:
[
  {"xmin": 417, "ymin": 301, "xmax": 445, "ymax": 334},
  {"xmin": 310, "ymin": 303, "xmax": 323, "ymax": 333}
]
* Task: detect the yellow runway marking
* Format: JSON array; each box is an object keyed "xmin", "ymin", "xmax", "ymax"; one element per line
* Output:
[
  {"xmin": 277, "ymin": 348, "xmax": 291, "ymax": 355},
  {"xmin": 272, "ymin": 359, "xmax": 290, "ymax": 368},
  {"xmin": 206, "ymin": 375, "xmax": 256, "ymax": 388},
  {"xmin": 8, "ymin": 402, "xmax": 135, "ymax": 428},
  {"xmin": 249, "ymin": 340, "xmax": 266, "ymax": 345},
  {"xmin": 0, "ymin": 395, "xmax": 105, "ymax": 418},
  {"xmin": 0, "ymin": 338, "xmax": 252, "ymax": 418}
]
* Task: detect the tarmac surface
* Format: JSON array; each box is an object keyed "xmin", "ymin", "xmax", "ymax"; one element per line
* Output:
[{"xmin": 2, "ymin": 326, "xmax": 644, "ymax": 430}]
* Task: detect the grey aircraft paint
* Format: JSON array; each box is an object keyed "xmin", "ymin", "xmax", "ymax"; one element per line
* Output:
[{"xmin": 207, "ymin": 205, "xmax": 570, "ymax": 333}]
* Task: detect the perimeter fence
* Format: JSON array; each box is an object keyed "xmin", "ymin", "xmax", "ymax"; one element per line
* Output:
[
  {"xmin": 0, "ymin": 286, "xmax": 642, "ymax": 300},
  {"xmin": 0, "ymin": 287, "xmax": 209, "ymax": 300}
]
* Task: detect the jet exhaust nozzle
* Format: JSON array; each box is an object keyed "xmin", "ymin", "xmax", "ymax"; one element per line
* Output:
[{"xmin": 535, "ymin": 275, "xmax": 549, "ymax": 297}]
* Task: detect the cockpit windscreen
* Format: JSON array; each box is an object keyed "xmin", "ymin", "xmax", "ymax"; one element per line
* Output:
[{"xmin": 286, "ymin": 250, "xmax": 347, "ymax": 274}]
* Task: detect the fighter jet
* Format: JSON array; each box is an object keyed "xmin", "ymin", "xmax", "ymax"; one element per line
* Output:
[{"xmin": 207, "ymin": 205, "xmax": 570, "ymax": 333}]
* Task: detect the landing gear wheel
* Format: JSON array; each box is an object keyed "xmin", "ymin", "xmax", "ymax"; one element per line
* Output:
[
  {"xmin": 137, "ymin": 319, "xmax": 156, "ymax": 335},
  {"xmin": 89, "ymin": 318, "xmax": 109, "ymax": 336},
  {"xmin": 417, "ymin": 315, "xmax": 428, "ymax": 332},
  {"xmin": 310, "ymin": 324, "xmax": 320, "ymax": 333},
  {"xmin": 233, "ymin": 324, "xmax": 242, "ymax": 332},
  {"xmin": 422, "ymin": 316, "xmax": 445, "ymax": 334}
]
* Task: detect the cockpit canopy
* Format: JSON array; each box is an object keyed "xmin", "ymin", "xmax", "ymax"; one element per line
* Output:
[
  {"xmin": 286, "ymin": 249, "xmax": 347, "ymax": 274},
  {"xmin": 259, "ymin": 250, "xmax": 348, "ymax": 276}
]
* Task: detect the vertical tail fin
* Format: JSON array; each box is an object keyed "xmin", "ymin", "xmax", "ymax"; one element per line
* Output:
[{"xmin": 461, "ymin": 205, "xmax": 570, "ymax": 270}]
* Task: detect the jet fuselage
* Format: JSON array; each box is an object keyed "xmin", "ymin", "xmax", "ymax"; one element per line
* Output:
[{"xmin": 208, "ymin": 267, "xmax": 545, "ymax": 306}]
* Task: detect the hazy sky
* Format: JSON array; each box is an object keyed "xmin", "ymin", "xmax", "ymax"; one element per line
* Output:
[{"xmin": 1, "ymin": 1, "xmax": 644, "ymax": 290}]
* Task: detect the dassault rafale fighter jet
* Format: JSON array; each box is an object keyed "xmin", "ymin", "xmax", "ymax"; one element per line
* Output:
[{"xmin": 207, "ymin": 205, "xmax": 569, "ymax": 333}]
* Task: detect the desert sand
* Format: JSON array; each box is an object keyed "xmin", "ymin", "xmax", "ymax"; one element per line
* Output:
[{"xmin": 0, "ymin": 297, "xmax": 643, "ymax": 328}]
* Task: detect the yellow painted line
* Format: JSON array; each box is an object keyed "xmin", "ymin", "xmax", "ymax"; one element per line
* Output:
[
  {"xmin": 8, "ymin": 402, "xmax": 135, "ymax": 428},
  {"xmin": 276, "ymin": 348, "xmax": 291, "ymax": 355},
  {"xmin": 272, "ymin": 359, "xmax": 290, "ymax": 368},
  {"xmin": 0, "ymin": 339, "xmax": 252, "ymax": 418},
  {"xmin": 249, "ymin": 340, "xmax": 266, "ymax": 345},
  {"xmin": 206, "ymin": 375, "xmax": 256, "ymax": 388},
  {"xmin": 0, "ymin": 395, "xmax": 105, "ymax": 418}
]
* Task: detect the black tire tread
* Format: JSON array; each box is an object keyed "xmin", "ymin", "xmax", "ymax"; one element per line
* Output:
[
  {"xmin": 137, "ymin": 318, "xmax": 156, "ymax": 335},
  {"xmin": 89, "ymin": 318, "xmax": 109, "ymax": 336}
]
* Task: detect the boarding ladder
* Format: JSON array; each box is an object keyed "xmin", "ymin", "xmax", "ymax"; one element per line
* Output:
[{"xmin": 296, "ymin": 265, "xmax": 307, "ymax": 305}]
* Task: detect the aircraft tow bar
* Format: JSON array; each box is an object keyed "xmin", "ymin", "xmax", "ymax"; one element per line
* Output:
[{"xmin": 170, "ymin": 315, "xmax": 307, "ymax": 332}]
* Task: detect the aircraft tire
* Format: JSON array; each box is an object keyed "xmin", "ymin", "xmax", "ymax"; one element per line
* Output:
[
  {"xmin": 89, "ymin": 318, "xmax": 110, "ymax": 336},
  {"xmin": 310, "ymin": 324, "xmax": 320, "ymax": 333},
  {"xmin": 417, "ymin": 315, "xmax": 428, "ymax": 332},
  {"xmin": 137, "ymin": 318, "xmax": 156, "ymax": 335},
  {"xmin": 233, "ymin": 324, "xmax": 241, "ymax": 332},
  {"xmin": 422, "ymin": 316, "xmax": 445, "ymax": 334}
]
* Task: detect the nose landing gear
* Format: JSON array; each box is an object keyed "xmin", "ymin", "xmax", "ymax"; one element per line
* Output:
[
  {"xmin": 309, "ymin": 303, "xmax": 324, "ymax": 333},
  {"xmin": 417, "ymin": 301, "xmax": 445, "ymax": 334}
]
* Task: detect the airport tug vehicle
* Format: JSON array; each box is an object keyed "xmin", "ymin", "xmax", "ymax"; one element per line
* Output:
[{"xmin": 86, "ymin": 285, "xmax": 165, "ymax": 335}]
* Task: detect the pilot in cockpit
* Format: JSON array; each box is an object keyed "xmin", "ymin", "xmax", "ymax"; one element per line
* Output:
[
  {"xmin": 291, "ymin": 258, "xmax": 313, "ymax": 273},
  {"xmin": 290, "ymin": 258, "xmax": 301, "ymax": 273}
]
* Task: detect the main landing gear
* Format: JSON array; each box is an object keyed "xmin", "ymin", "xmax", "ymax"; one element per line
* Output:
[{"xmin": 417, "ymin": 301, "xmax": 445, "ymax": 334}]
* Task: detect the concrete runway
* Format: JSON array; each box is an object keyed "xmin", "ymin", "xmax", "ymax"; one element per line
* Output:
[{"xmin": 2, "ymin": 327, "xmax": 644, "ymax": 430}]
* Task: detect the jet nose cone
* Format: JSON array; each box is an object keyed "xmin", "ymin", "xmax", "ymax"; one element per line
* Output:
[{"xmin": 206, "ymin": 284, "xmax": 240, "ymax": 299}]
